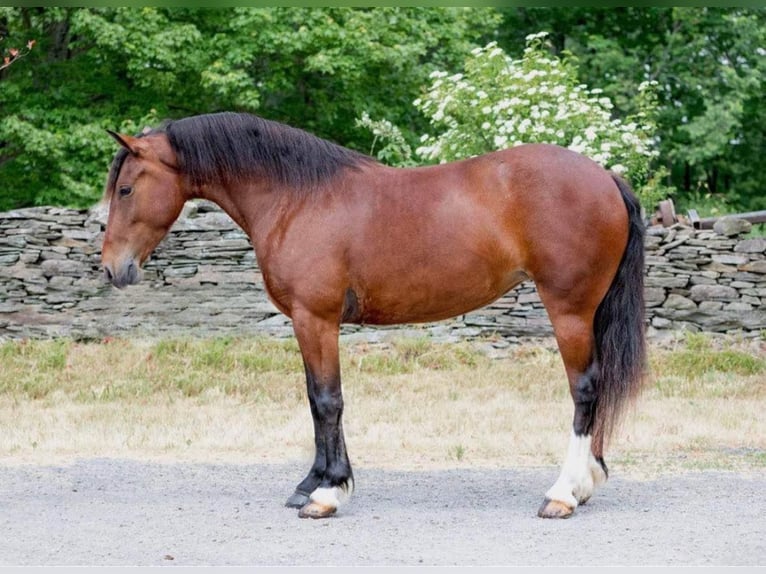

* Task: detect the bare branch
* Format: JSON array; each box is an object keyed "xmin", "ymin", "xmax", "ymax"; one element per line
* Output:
[{"xmin": 0, "ymin": 39, "xmax": 35, "ymax": 72}]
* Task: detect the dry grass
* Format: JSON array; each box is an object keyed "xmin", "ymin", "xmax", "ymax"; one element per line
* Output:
[{"xmin": 0, "ymin": 332, "xmax": 764, "ymax": 476}]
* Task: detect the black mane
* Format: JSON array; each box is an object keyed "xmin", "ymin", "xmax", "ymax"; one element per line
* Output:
[{"xmin": 106, "ymin": 112, "xmax": 376, "ymax": 197}]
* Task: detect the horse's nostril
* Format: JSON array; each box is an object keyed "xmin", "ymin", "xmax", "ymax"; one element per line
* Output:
[
  {"xmin": 104, "ymin": 266, "xmax": 114, "ymax": 283},
  {"xmin": 126, "ymin": 260, "xmax": 138, "ymax": 284}
]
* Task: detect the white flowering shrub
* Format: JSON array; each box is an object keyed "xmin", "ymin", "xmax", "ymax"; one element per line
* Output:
[
  {"xmin": 361, "ymin": 32, "xmax": 666, "ymax": 208},
  {"xmin": 356, "ymin": 112, "xmax": 418, "ymax": 167}
]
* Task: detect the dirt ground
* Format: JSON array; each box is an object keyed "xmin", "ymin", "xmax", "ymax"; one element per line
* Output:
[{"xmin": 1, "ymin": 457, "xmax": 764, "ymax": 566}]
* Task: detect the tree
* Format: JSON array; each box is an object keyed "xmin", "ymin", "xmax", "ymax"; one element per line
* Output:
[
  {"xmin": 0, "ymin": 7, "xmax": 500, "ymax": 210},
  {"xmin": 498, "ymin": 7, "xmax": 766, "ymax": 212}
]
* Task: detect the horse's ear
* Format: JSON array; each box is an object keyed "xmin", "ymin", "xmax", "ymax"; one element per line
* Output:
[{"xmin": 106, "ymin": 130, "xmax": 141, "ymax": 155}]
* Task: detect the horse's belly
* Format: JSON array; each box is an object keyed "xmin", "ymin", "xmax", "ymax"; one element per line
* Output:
[{"xmin": 353, "ymin": 267, "xmax": 528, "ymax": 326}]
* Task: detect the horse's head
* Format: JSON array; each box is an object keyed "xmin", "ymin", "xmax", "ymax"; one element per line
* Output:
[{"xmin": 101, "ymin": 130, "xmax": 186, "ymax": 288}]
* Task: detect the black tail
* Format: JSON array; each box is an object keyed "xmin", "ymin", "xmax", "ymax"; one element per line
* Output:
[{"xmin": 592, "ymin": 173, "xmax": 647, "ymax": 448}]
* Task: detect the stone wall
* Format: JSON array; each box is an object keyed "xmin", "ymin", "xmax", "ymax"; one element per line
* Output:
[{"xmin": 0, "ymin": 202, "xmax": 764, "ymax": 342}]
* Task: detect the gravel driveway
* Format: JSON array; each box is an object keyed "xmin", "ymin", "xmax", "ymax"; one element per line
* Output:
[{"xmin": 1, "ymin": 458, "xmax": 764, "ymax": 566}]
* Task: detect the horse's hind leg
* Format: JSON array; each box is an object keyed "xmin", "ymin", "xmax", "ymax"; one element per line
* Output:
[
  {"xmin": 286, "ymin": 309, "xmax": 354, "ymax": 519},
  {"xmin": 535, "ymin": 304, "xmax": 608, "ymax": 519}
]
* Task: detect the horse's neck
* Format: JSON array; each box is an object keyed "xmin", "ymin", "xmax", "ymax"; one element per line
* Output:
[{"xmin": 196, "ymin": 180, "xmax": 282, "ymax": 246}]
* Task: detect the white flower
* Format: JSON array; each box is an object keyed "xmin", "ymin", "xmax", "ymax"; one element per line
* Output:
[
  {"xmin": 493, "ymin": 134, "xmax": 508, "ymax": 148},
  {"xmin": 568, "ymin": 142, "xmax": 585, "ymax": 153},
  {"xmin": 501, "ymin": 119, "xmax": 515, "ymax": 133},
  {"xmin": 584, "ymin": 126, "xmax": 598, "ymax": 141},
  {"xmin": 611, "ymin": 164, "xmax": 627, "ymax": 175},
  {"xmin": 525, "ymin": 31, "xmax": 549, "ymax": 42},
  {"xmin": 481, "ymin": 122, "xmax": 491, "ymax": 130},
  {"xmin": 598, "ymin": 97, "xmax": 613, "ymax": 109}
]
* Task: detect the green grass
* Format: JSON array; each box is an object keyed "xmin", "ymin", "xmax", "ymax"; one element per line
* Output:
[
  {"xmin": 648, "ymin": 332, "xmax": 765, "ymax": 399},
  {"xmin": 0, "ymin": 332, "xmax": 762, "ymax": 404},
  {"xmin": 347, "ymin": 336, "xmax": 487, "ymax": 375},
  {"xmin": 0, "ymin": 336, "xmax": 488, "ymax": 403}
]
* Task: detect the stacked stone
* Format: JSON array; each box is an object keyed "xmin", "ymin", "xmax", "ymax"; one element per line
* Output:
[
  {"xmin": 0, "ymin": 207, "xmax": 105, "ymax": 339},
  {"xmin": 0, "ymin": 202, "xmax": 283, "ymax": 341},
  {"xmin": 458, "ymin": 284, "xmax": 550, "ymax": 338},
  {"xmin": 1, "ymin": 202, "xmax": 764, "ymax": 342},
  {"xmin": 645, "ymin": 224, "xmax": 765, "ymax": 333}
]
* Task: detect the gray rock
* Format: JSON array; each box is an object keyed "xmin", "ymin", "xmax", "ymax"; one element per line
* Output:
[
  {"xmin": 645, "ymin": 275, "xmax": 690, "ymax": 289},
  {"xmin": 644, "ymin": 287, "xmax": 666, "ymax": 307},
  {"xmin": 713, "ymin": 217, "xmax": 752, "ymax": 237},
  {"xmin": 663, "ymin": 294, "xmax": 697, "ymax": 310},
  {"xmin": 734, "ymin": 238, "xmax": 766, "ymax": 254},
  {"xmin": 0, "ymin": 253, "xmax": 20, "ymax": 265},
  {"xmin": 689, "ymin": 284, "xmax": 739, "ymax": 302},
  {"xmin": 711, "ymin": 254, "xmax": 748, "ymax": 266},
  {"xmin": 40, "ymin": 259, "xmax": 87, "ymax": 277},
  {"xmin": 723, "ymin": 302, "xmax": 753, "ymax": 312},
  {"xmin": 741, "ymin": 260, "xmax": 766, "ymax": 274}
]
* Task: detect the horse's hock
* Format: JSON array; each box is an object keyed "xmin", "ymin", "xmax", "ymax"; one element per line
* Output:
[{"xmin": 0, "ymin": 201, "xmax": 764, "ymax": 341}]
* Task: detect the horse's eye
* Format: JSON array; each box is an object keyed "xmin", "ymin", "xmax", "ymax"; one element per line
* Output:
[{"xmin": 118, "ymin": 186, "xmax": 134, "ymax": 198}]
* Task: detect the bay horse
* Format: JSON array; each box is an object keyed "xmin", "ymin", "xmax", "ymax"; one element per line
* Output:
[{"xmin": 101, "ymin": 112, "xmax": 645, "ymax": 519}]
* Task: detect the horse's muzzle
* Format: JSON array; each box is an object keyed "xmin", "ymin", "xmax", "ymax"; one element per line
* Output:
[{"xmin": 103, "ymin": 258, "xmax": 141, "ymax": 289}]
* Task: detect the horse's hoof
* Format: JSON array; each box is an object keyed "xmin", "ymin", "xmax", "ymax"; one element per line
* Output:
[
  {"xmin": 537, "ymin": 498, "xmax": 575, "ymax": 519},
  {"xmin": 298, "ymin": 501, "xmax": 337, "ymax": 519},
  {"xmin": 285, "ymin": 490, "xmax": 310, "ymax": 509}
]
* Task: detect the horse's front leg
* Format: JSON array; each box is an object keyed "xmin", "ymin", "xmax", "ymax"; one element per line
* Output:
[
  {"xmin": 284, "ymin": 362, "xmax": 328, "ymax": 509},
  {"xmin": 285, "ymin": 309, "xmax": 353, "ymax": 519}
]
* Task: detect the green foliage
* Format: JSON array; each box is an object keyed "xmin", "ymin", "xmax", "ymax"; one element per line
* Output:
[
  {"xmin": 356, "ymin": 112, "xmax": 417, "ymax": 167},
  {"xmin": 0, "ymin": 7, "xmax": 764, "ymax": 213},
  {"xmin": 0, "ymin": 7, "xmax": 499, "ymax": 210},
  {"xmin": 498, "ymin": 7, "xmax": 766, "ymax": 212}
]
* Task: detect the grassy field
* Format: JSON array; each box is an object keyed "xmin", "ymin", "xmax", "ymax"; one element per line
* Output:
[{"xmin": 0, "ymin": 332, "xmax": 764, "ymax": 475}]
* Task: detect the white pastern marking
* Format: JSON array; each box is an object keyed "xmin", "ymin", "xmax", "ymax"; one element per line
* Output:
[
  {"xmin": 309, "ymin": 478, "xmax": 354, "ymax": 510},
  {"xmin": 545, "ymin": 432, "xmax": 600, "ymax": 508}
]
